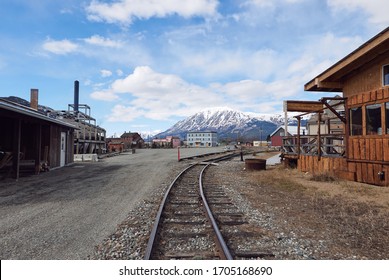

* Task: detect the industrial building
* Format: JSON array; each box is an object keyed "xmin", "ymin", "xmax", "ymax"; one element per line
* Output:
[{"xmin": 51, "ymin": 81, "xmax": 106, "ymax": 156}]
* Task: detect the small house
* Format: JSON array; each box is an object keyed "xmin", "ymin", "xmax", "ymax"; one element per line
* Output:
[{"xmin": 283, "ymin": 27, "xmax": 389, "ymax": 186}]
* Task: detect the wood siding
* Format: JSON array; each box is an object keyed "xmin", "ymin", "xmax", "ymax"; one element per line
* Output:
[
  {"xmin": 297, "ymin": 86, "xmax": 389, "ymax": 186},
  {"xmin": 343, "ymin": 54, "xmax": 389, "ymax": 97}
]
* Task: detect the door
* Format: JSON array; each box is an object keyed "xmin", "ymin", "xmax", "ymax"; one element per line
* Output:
[{"xmin": 60, "ymin": 132, "xmax": 66, "ymax": 167}]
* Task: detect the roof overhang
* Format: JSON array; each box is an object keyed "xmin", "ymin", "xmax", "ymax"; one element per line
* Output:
[
  {"xmin": 0, "ymin": 99, "xmax": 76, "ymax": 129},
  {"xmin": 305, "ymin": 27, "xmax": 389, "ymax": 92},
  {"xmin": 284, "ymin": 100, "xmax": 323, "ymax": 112}
]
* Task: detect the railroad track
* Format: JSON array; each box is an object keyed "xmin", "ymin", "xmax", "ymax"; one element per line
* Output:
[
  {"xmin": 144, "ymin": 152, "xmax": 273, "ymax": 260},
  {"xmin": 144, "ymin": 153, "xmax": 236, "ymax": 260}
]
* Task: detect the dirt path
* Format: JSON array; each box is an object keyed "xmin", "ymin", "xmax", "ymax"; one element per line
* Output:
[{"xmin": 0, "ymin": 149, "xmax": 184, "ymax": 259}]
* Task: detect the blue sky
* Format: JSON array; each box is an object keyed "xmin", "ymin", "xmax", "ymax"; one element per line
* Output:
[{"xmin": 1, "ymin": 0, "xmax": 388, "ymax": 137}]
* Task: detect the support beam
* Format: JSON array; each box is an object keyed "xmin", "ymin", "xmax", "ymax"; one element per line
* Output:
[
  {"xmin": 35, "ymin": 124, "xmax": 42, "ymax": 174},
  {"xmin": 322, "ymin": 100, "xmax": 347, "ymax": 123},
  {"xmin": 13, "ymin": 119, "xmax": 21, "ymax": 180},
  {"xmin": 317, "ymin": 112, "xmax": 322, "ymax": 161},
  {"xmin": 297, "ymin": 116, "xmax": 301, "ymax": 156},
  {"xmin": 285, "ymin": 100, "xmax": 323, "ymax": 112}
]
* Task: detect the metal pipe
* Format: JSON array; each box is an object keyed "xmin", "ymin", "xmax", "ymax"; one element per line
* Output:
[{"xmin": 74, "ymin": 80, "xmax": 79, "ymax": 112}]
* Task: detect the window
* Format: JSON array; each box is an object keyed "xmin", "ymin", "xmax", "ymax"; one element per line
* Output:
[
  {"xmin": 384, "ymin": 65, "xmax": 389, "ymax": 86},
  {"xmin": 350, "ymin": 107, "xmax": 362, "ymax": 135},
  {"xmin": 366, "ymin": 104, "xmax": 382, "ymax": 135},
  {"xmin": 386, "ymin": 103, "xmax": 389, "ymax": 134}
]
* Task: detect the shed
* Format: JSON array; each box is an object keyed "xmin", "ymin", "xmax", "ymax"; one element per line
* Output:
[
  {"xmin": 0, "ymin": 97, "xmax": 75, "ymax": 180},
  {"xmin": 270, "ymin": 126, "xmax": 306, "ymax": 147}
]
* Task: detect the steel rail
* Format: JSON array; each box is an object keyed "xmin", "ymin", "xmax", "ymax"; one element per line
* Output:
[
  {"xmin": 199, "ymin": 163, "xmax": 233, "ymax": 260},
  {"xmin": 144, "ymin": 152, "xmax": 238, "ymax": 260},
  {"xmin": 144, "ymin": 163, "xmax": 197, "ymax": 260}
]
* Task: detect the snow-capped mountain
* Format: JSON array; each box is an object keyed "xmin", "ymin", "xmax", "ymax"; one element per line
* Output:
[{"xmin": 155, "ymin": 107, "xmax": 302, "ymax": 141}]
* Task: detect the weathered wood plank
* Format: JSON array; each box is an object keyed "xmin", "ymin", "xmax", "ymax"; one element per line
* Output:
[
  {"xmin": 285, "ymin": 100, "xmax": 323, "ymax": 112},
  {"xmin": 366, "ymin": 138, "xmax": 371, "ymax": 161},
  {"xmin": 377, "ymin": 89, "xmax": 383, "ymax": 100},
  {"xmin": 361, "ymin": 163, "xmax": 368, "ymax": 183},
  {"xmin": 353, "ymin": 138, "xmax": 360, "ymax": 159},
  {"xmin": 384, "ymin": 87, "xmax": 389, "ymax": 99},
  {"xmin": 367, "ymin": 163, "xmax": 374, "ymax": 184},
  {"xmin": 371, "ymin": 90, "xmax": 377, "ymax": 101},
  {"xmin": 370, "ymin": 138, "xmax": 376, "ymax": 161},
  {"xmin": 383, "ymin": 139, "xmax": 389, "ymax": 161},
  {"xmin": 376, "ymin": 139, "xmax": 383, "ymax": 161},
  {"xmin": 357, "ymin": 93, "xmax": 363, "ymax": 104},
  {"xmin": 363, "ymin": 92, "xmax": 370, "ymax": 103},
  {"xmin": 356, "ymin": 163, "xmax": 362, "ymax": 182}
]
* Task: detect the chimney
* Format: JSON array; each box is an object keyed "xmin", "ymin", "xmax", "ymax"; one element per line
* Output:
[
  {"xmin": 30, "ymin": 89, "xmax": 38, "ymax": 110},
  {"xmin": 74, "ymin": 80, "xmax": 79, "ymax": 112}
]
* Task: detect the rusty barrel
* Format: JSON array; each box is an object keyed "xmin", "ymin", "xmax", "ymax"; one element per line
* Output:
[{"xmin": 245, "ymin": 158, "xmax": 266, "ymax": 171}]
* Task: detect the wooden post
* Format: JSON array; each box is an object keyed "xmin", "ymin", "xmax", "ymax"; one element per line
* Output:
[
  {"xmin": 13, "ymin": 119, "xmax": 21, "ymax": 180},
  {"xmin": 297, "ymin": 116, "xmax": 301, "ymax": 156},
  {"xmin": 76, "ymin": 129, "xmax": 79, "ymax": 155},
  {"xmin": 35, "ymin": 124, "xmax": 42, "ymax": 174},
  {"xmin": 344, "ymin": 98, "xmax": 349, "ymax": 159},
  {"xmin": 283, "ymin": 101, "xmax": 288, "ymax": 137},
  {"xmin": 318, "ymin": 112, "xmax": 322, "ymax": 161}
]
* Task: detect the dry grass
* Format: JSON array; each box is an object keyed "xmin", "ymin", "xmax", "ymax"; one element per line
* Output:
[{"xmin": 241, "ymin": 164, "xmax": 389, "ymax": 259}]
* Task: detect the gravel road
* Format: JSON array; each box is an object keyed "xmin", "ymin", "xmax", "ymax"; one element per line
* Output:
[{"xmin": 0, "ymin": 147, "xmax": 224, "ymax": 259}]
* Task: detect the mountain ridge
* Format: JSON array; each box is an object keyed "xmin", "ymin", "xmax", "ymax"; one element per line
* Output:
[{"xmin": 155, "ymin": 107, "xmax": 306, "ymax": 141}]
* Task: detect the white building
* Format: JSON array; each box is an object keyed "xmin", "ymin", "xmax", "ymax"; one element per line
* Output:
[{"xmin": 187, "ymin": 131, "xmax": 218, "ymax": 147}]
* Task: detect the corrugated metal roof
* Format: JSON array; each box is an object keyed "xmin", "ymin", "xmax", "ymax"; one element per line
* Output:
[{"xmin": 0, "ymin": 99, "xmax": 76, "ymax": 129}]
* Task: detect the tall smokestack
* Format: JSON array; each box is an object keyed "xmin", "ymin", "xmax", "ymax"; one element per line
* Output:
[
  {"xmin": 30, "ymin": 89, "xmax": 38, "ymax": 110},
  {"xmin": 74, "ymin": 80, "xmax": 79, "ymax": 112}
]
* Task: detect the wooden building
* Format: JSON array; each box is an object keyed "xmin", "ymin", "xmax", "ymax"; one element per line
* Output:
[
  {"xmin": 120, "ymin": 132, "xmax": 144, "ymax": 149},
  {"xmin": 283, "ymin": 27, "xmax": 389, "ymax": 186},
  {"xmin": 0, "ymin": 93, "xmax": 75, "ymax": 180},
  {"xmin": 271, "ymin": 126, "xmax": 306, "ymax": 147},
  {"xmin": 106, "ymin": 138, "xmax": 124, "ymax": 153}
]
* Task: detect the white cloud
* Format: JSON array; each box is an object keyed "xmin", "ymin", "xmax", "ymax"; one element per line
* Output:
[
  {"xmin": 116, "ymin": 69, "xmax": 124, "ymax": 76},
  {"xmin": 242, "ymin": 0, "xmax": 306, "ymax": 9},
  {"xmin": 42, "ymin": 39, "xmax": 78, "ymax": 55},
  {"xmin": 91, "ymin": 66, "xmax": 307, "ymax": 122},
  {"xmin": 86, "ymin": 0, "xmax": 219, "ymax": 25},
  {"xmin": 100, "ymin": 69, "xmax": 113, "ymax": 77},
  {"xmin": 90, "ymin": 90, "xmax": 119, "ymax": 101},
  {"xmin": 298, "ymin": 32, "xmax": 364, "ymax": 79},
  {"xmin": 107, "ymin": 104, "xmax": 146, "ymax": 122},
  {"xmin": 327, "ymin": 0, "xmax": 389, "ymax": 27},
  {"xmin": 91, "ymin": 66, "xmax": 223, "ymax": 121},
  {"xmin": 84, "ymin": 35, "xmax": 123, "ymax": 48},
  {"xmin": 174, "ymin": 47, "xmax": 282, "ymax": 81}
]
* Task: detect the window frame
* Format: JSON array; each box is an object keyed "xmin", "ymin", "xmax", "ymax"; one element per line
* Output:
[
  {"xmin": 365, "ymin": 103, "xmax": 382, "ymax": 135},
  {"xmin": 349, "ymin": 106, "xmax": 363, "ymax": 136},
  {"xmin": 383, "ymin": 64, "xmax": 389, "ymax": 87}
]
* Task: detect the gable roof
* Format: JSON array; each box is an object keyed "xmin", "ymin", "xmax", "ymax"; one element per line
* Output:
[
  {"xmin": 270, "ymin": 126, "xmax": 306, "ymax": 137},
  {"xmin": 121, "ymin": 132, "xmax": 140, "ymax": 138},
  {"xmin": 305, "ymin": 27, "xmax": 389, "ymax": 92}
]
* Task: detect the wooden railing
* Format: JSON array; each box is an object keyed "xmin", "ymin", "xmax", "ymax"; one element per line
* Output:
[{"xmin": 282, "ymin": 134, "xmax": 345, "ymax": 157}]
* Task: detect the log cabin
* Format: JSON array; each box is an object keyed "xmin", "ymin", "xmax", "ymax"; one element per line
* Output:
[{"xmin": 283, "ymin": 27, "xmax": 389, "ymax": 186}]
